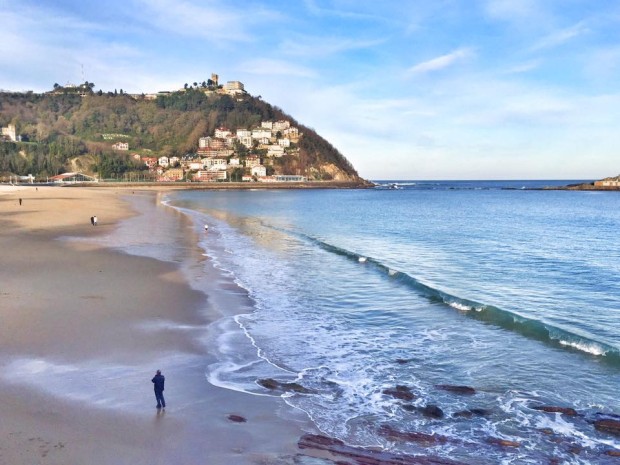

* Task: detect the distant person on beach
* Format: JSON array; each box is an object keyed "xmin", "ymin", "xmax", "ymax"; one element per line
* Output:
[
  {"xmin": 151, "ymin": 370, "xmax": 166, "ymax": 409},
  {"xmin": 90, "ymin": 216, "xmax": 94, "ymax": 226},
  {"xmin": 93, "ymin": 215, "xmax": 98, "ymax": 226},
  {"xmin": 19, "ymin": 198, "xmax": 22, "ymax": 205}
]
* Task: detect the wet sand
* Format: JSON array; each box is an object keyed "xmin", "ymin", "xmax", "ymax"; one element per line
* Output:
[{"xmin": 0, "ymin": 185, "xmax": 314, "ymax": 465}]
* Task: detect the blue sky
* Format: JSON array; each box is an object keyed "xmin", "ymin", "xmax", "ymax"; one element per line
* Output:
[{"xmin": 1, "ymin": 0, "xmax": 619, "ymax": 180}]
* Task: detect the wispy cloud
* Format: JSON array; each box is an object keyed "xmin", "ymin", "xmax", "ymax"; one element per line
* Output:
[
  {"xmin": 240, "ymin": 59, "xmax": 318, "ymax": 79},
  {"xmin": 278, "ymin": 35, "xmax": 386, "ymax": 58},
  {"xmin": 302, "ymin": 0, "xmax": 388, "ymax": 22},
  {"xmin": 134, "ymin": 0, "xmax": 282, "ymax": 42},
  {"xmin": 0, "ymin": 5, "xmax": 140, "ymax": 89},
  {"xmin": 530, "ymin": 22, "xmax": 589, "ymax": 51},
  {"xmin": 484, "ymin": 0, "xmax": 547, "ymax": 24},
  {"xmin": 584, "ymin": 45, "xmax": 620, "ymax": 82},
  {"xmin": 406, "ymin": 48, "xmax": 474, "ymax": 76},
  {"xmin": 502, "ymin": 59, "xmax": 541, "ymax": 75}
]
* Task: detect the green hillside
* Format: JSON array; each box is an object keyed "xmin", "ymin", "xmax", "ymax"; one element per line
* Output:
[{"xmin": 0, "ymin": 84, "xmax": 362, "ymax": 182}]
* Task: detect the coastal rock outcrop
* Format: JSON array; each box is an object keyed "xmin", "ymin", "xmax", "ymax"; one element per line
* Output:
[
  {"xmin": 436, "ymin": 385, "xmax": 476, "ymax": 395},
  {"xmin": 378, "ymin": 425, "xmax": 449, "ymax": 446},
  {"xmin": 594, "ymin": 419, "xmax": 620, "ymax": 436},
  {"xmin": 257, "ymin": 378, "xmax": 314, "ymax": 394},
  {"xmin": 486, "ymin": 437, "xmax": 520, "ymax": 448},
  {"xmin": 298, "ymin": 433, "xmax": 466, "ymax": 465},
  {"xmin": 420, "ymin": 404, "xmax": 444, "ymax": 419},
  {"xmin": 452, "ymin": 408, "xmax": 491, "ymax": 418},
  {"xmin": 382, "ymin": 385, "xmax": 416, "ymax": 401},
  {"xmin": 532, "ymin": 406, "xmax": 578, "ymax": 416}
]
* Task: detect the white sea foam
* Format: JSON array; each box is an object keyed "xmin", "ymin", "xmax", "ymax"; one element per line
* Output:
[
  {"xmin": 558, "ymin": 339, "xmax": 606, "ymax": 356},
  {"xmin": 3, "ymin": 354, "xmax": 199, "ymax": 413},
  {"xmin": 448, "ymin": 301, "xmax": 472, "ymax": 312},
  {"xmin": 161, "ymin": 189, "xmax": 620, "ymax": 463},
  {"xmin": 421, "ymin": 328, "xmax": 447, "ymax": 341},
  {"xmin": 4, "ymin": 357, "xmax": 143, "ymax": 409},
  {"xmin": 136, "ymin": 319, "xmax": 204, "ymax": 332}
]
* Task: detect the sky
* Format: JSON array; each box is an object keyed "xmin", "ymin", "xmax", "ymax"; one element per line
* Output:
[{"xmin": 1, "ymin": 0, "xmax": 619, "ymax": 180}]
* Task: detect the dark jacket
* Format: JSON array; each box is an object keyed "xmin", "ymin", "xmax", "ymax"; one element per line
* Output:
[{"xmin": 152, "ymin": 373, "xmax": 165, "ymax": 392}]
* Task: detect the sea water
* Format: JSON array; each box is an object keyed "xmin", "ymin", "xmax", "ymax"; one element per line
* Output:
[{"xmin": 167, "ymin": 181, "xmax": 620, "ymax": 464}]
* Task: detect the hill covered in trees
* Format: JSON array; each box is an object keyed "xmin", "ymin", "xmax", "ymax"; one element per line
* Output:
[{"xmin": 0, "ymin": 83, "xmax": 364, "ymax": 183}]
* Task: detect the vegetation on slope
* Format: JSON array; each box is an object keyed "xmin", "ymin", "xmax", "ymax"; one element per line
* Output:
[{"xmin": 0, "ymin": 85, "xmax": 361, "ymax": 181}]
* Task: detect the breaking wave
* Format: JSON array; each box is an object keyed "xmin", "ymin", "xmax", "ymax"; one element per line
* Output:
[{"xmin": 283, "ymin": 230, "xmax": 620, "ymax": 366}]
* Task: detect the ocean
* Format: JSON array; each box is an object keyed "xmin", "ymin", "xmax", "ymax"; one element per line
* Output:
[{"xmin": 165, "ymin": 180, "xmax": 620, "ymax": 464}]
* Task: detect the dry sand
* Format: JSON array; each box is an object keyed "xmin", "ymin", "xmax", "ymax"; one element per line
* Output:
[{"xmin": 0, "ymin": 185, "xmax": 315, "ymax": 465}]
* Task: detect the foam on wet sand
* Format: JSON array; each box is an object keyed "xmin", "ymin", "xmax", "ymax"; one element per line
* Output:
[{"xmin": 0, "ymin": 185, "xmax": 311, "ymax": 465}]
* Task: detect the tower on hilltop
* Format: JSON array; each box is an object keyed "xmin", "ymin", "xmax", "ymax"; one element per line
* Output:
[{"xmin": 211, "ymin": 73, "xmax": 219, "ymax": 86}]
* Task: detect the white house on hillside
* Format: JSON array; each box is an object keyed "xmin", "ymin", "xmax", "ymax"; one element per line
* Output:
[
  {"xmin": 204, "ymin": 158, "xmax": 227, "ymax": 170},
  {"xmin": 214, "ymin": 127, "xmax": 232, "ymax": 138},
  {"xmin": 252, "ymin": 128, "xmax": 272, "ymax": 139},
  {"xmin": 273, "ymin": 120, "xmax": 291, "ymax": 131},
  {"xmin": 245, "ymin": 156, "xmax": 261, "ymax": 168},
  {"xmin": 267, "ymin": 145, "xmax": 285, "ymax": 157},
  {"xmin": 251, "ymin": 165, "xmax": 267, "ymax": 177}
]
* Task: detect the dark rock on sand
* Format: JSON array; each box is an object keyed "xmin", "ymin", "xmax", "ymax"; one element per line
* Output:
[
  {"xmin": 257, "ymin": 378, "xmax": 314, "ymax": 394},
  {"xmin": 382, "ymin": 385, "xmax": 416, "ymax": 401},
  {"xmin": 299, "ymin": 433, "xmax": 465, "ymax": 465},
  {"xmin": 378, "ymin": 425, "xmax": 449, "ymax": 445},
  {"xmin": 533, "ymin": 406, "xmax": 578, "ymax": 416},
  {"xmin": 227, "ymin": 414, "xmax": 247, "ymax": 423},
  {"xmin": 594, "ymin": 419, "xmax": 620, "ymax": 436},
  {"xmin": 420, "ymin": 404, "xmax": 444, "ymax": 419},
  {"xmin": 436, "ymin": 385, "xmax": 476, "ymax": 395}
]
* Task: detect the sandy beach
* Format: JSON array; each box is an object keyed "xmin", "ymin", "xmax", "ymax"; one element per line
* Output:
[{"xmin": 0, "ymin": 185, "xmax": 315, "ymax": 465}]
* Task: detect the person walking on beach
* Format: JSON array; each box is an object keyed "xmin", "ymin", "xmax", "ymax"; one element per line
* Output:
[
  {"xmin": 93, "ymin": 215, "xmax": 98, "ymax": 226},
  {"xmin": 19, "ymin": 198, "xmax": 22, "ymax": 206},
  {"xmin": 90, "ymin": 216, "xmax": 94, "ymax": 226},
  {"xmin": 152, "ymin": 370, "xmax": 166, "ymax": 409}
]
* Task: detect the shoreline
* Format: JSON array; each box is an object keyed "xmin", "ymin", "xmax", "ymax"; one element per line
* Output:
[
  {"xmin": 0, "ymin": 180, "xmax": 374, "ymax": 191},
  {"xmin": 0, "ymin": 185, "xmax": 316, "ymax": 464},
  {"xmin": 8, "ymin": 179, "xmax": 620, "ymax": 192},
  {"xmin": 74, "ymin": 180, "xmax": 374, "ymax": 190}
]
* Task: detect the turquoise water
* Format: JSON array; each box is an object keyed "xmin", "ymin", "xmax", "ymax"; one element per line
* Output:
[{"xmin": 168, "ymin": 182, "xmax": 620, "ymax": 464}]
